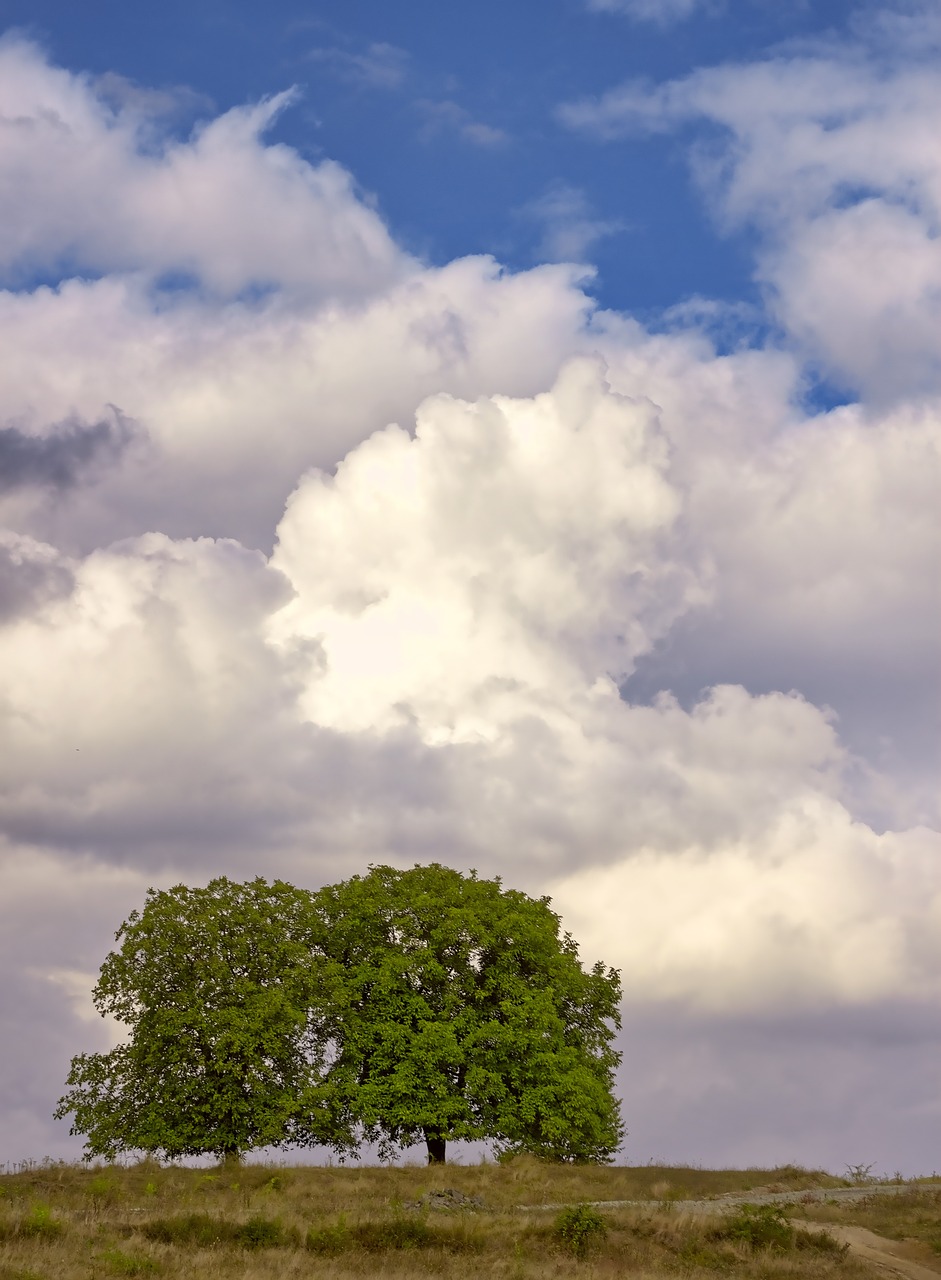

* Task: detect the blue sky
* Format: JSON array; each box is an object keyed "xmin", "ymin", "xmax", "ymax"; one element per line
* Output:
[
  {"xmin": 0, "ymin": 1, "xmax": 938, "ymax": 1173},
  {"xmin": 5, "ymin": 0, "xmax": 861, "ymax": 314}
]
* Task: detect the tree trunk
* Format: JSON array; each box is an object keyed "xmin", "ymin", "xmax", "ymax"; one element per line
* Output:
[{"xmin": 424, "ymin": 1128, "xmax": 447, "ymax": 1164}]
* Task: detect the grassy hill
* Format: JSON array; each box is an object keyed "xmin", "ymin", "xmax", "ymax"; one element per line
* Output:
[{"xmin": 0, "ymin": 1157, "xmax": 934, "ymax": 1279}]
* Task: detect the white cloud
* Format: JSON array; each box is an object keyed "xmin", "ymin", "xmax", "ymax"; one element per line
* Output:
[
  {"xmin": 586, "ymin": 0, "xmax": 718, "ymax": 26},
  {"xmin": 560, "ymin": 25, "xmax": 941, "ymax": 401},
  {"xmin": 415, "ymin": 99, "xmax": 509, "ymax": 148},
  {"xmin": 0, "ymin": 257, "xmax": 596, "ymax": 551},
  {"xmin": 268, "ymin": 359, "xmax": 695, "ymax": 738},
  {"xmin": 306, "ymin": 42, "xmax": 409, "ymax": 91},
  {"xmin": 0, "ymin": 36, "xmax": 410, "ymax": 300},
  {"xmin": 553, "ymin": 812, "xmax": 941, "ymax": 1011},
  {"xmin": 0, "ymin": 35, "xmax": 938, "ymax": 1168},
  {"xmin": 519, "ymin": 183, "xmax": 626, "ymax": 263}
]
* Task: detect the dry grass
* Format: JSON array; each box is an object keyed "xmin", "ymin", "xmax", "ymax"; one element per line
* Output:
[
  {"xmin": 0, "ymin": 1157, "xmax": 879, "ymax": 1279},
  {"xmin": 799, "ymin": 1184, "xmax": 941, "ymax": 1254}
]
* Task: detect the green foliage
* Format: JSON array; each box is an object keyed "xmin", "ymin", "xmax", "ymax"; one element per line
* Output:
[
  {"xmin": 304, "ymin": 1215, "xmax": 352, "ymax": 1254},
  {"xmin": 55, "ymin": 877, "xmax": 347, "ymax": 1162},
  {"xmin": 717, "ymin": 1203, "xmax": 794, "ymax": 1251},
  {"xmin": 553, "ymin": 1203, "xmax": 608, "ymax": 1256},
  {"xmin": 304, "ymin": 1213, "xmax": 484, "ymax": 1255},
  {"xmin": 795, "ymin": 1226, "xmax": 849, "ymax": 1256},
  {"xmin": 98, "ymin": 1246, "xmax": 161, "ymax": 1275},
  {"xmin": 87, "ymin": 1173, "xmax": 120, "ymax": 1209},
  {"xmin": 140, "ymin": 1211, "xmax": 299, "ymax": 1249},
  {"xmin": 55, "ymin": 866, "xmax": 622, "ymax": 1167},
  {"xmin": 19, "ymin": 1203, "xmax": 63, "ymax": 1240},
  {"xmin": 313, "ymin": 863, "xmax": 623, "ymax": 1164}
]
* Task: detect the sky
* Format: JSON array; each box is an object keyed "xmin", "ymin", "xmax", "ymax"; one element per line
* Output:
[{"xmin": 0, "ymin": 0, "xmax": 938, "ymax": 1174}]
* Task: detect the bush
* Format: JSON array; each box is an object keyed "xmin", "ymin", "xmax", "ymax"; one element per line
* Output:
[
  {"xmin": 87, "ymin": 1174, "xmax": 120, "ymax": 1209},
  {"xmin": 19, "ymin": 1204, "xmax": 63, "ymax": 1240},
  {"xmin": 141, "ymin": 1212, "xmax": 297, "ymax": 1249},
  {"xmin": 305, "ymin": 1214, "xmax": 484, "ymax": 1256},
  {"xmin": 553, "ymin": 1203, "xmax": 608, "ymax": 1257},
  {"xmin": 236, "ymin": 1215, "xmax": 299, "ymax": 1248},
  {"xmin": 795, "ymin": 1225, "xmax": 849, "ymax": 1256},
  {"xmin": 98, "ymin": 1247, "xmax": 161, "ymax": 1275},
  {"xmin": 717, "ymin": 1203, "xmax": 793, "ymax": 1251},
  {"xmin": 305, "ymin": 1217, "xmax": 352, "ymax": 1255}
]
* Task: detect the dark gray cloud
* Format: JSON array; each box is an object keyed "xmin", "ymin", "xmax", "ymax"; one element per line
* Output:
[{"xmin": 0, "ymin": 412, "xmax": 136, "ymax": 495}]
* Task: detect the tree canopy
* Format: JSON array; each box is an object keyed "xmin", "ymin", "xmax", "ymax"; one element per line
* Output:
[
  {"xmin": 56, "ymin": 865, "xmax": 623, "ymax": 1165},
  {"xmin": 311, "ymin": 863, "xmax": 624, "ymax": 1164},
  {"xmin": 54, "ymin": 877, "xmax": 343, "ymax": 1162}
]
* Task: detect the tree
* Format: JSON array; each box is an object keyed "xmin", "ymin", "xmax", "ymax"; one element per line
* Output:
[
  {"xmin": 55, "ymin": 877, "xmax": 345, "ymax": 1163},
  {"xmin": 310, "ymin": 863, "xmax": 623, "ymax": 1164}
]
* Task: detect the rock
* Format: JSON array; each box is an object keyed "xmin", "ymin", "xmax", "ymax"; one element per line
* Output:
[{"xmin": 405, "ymin": 1188, "xmax": 486, "ymax": 1212}]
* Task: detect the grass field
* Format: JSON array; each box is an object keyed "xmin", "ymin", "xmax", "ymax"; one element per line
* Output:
[{"xmin": 0, "ymin": 1157, "xmax": 929, "ymax": 1279}]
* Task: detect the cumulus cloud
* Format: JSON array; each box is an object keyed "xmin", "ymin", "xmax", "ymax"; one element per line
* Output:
[
  {"xmin": 0, "ymin": 35, "xmax": 410, "ymax": 299},
  {"xmin": 0, "ymin": 258, "xmax": 597, "ymax": 551},
  {"xmin": 0, "ymin": 531, "xmax": 74, "ymax": 622},
  {"xmin": 269, "ymin": 360, "xmax": 697, "ymax": 738},
  {"xmin": 560, "ymin": 18, "xmax": 941, "ymax": 400},
  {"xmin": 0, "ymin": 34, "xmax": 937, "ymax": 1169}
]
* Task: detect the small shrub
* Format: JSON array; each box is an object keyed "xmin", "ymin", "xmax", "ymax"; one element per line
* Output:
[
  {"xmin": 717, "ymin": 1203, "xmax": 793, "ymax": 1251},
  {"xmin": 235, "ymin": 1215, "xmax": 299, "ymax": 1249},
  {"xmin": 19, "ymin": 1203, "xmax": 63, "ymax": 1239},
  {"xmin": 98, "ymin": 1247, "xmax": 161, "ymax": 1275},
  {"xmin": 305, "ymin": 1216, "xmax": 351, "ymax": 1255},
  {"xmin": 554, "ymin": 1203, "xmax": 608, "ymax": 1257},
  {"xmin": 88, "ymin": 1174, "xmax": 120, "ymax": 1209},
  {"xmin": 795, "ymin": 1225, "xmax": 849, "ymax": 1256},
  {"xmin": 677, "ymin": 1240, "xmax": 734, "ymax": 1271},
  {"xmin": 141, "ymin": 1213, "xmax": 233, "ymax": 1247},
  {"xmin": 141, "ymin": 1212, "xmax": 296, "ymax": 1249},
  {"xmin": 305, "ymin": 1214, "xmax": 483, "ymax": 1256},
  {"xmin": 354, "ymin": 1216, "xmax": 435, "ymax": 1251}
]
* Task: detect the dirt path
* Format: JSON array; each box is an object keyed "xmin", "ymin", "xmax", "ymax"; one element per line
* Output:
[
  {"xmin": 793, "ymin": 1222, "xmax": 941, "ymax": 1280},
  {"xmin": 516, "ymin": 1186, "xmax": 941, "ymax": 1279}
]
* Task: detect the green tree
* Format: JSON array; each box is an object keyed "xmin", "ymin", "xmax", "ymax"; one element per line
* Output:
[
  {"xmin": 311, "ymin": 863, "xmax": 623, "ymax": 1164},
  {"xmin": 55, "ymin": 877, "xmax": 345, "ymax": 1163}
]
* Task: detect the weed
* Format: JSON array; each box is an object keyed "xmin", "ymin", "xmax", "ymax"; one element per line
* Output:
[{"xmin": 553, "ymin": 1203, "xmax": 609, "ymax": 1257}]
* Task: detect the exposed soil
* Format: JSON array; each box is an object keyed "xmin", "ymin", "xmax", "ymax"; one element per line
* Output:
[
  {"xmin": 517, "ymin": 1185, "xmax": 941, "ymax": 1279},
  {"xmin": 793, "ymin": 1221, "xmax": 941, "ymax": 1280}
]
